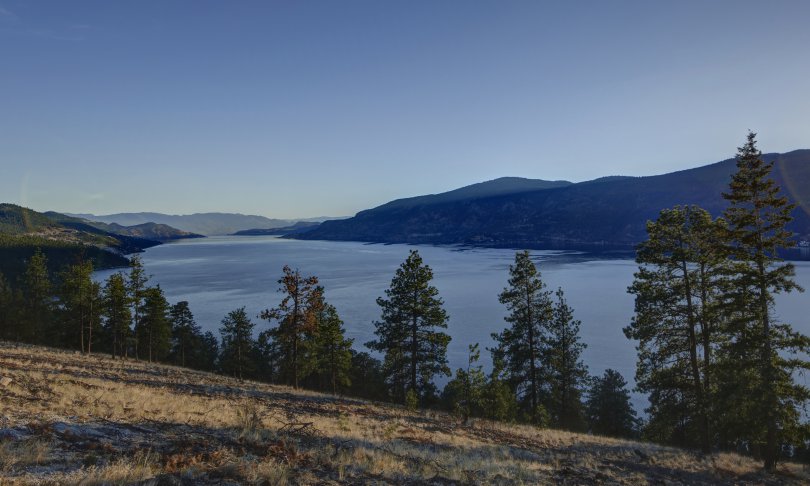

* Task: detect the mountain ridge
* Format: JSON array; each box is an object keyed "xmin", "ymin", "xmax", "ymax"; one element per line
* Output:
[{"xmin": 294, "ymin": 150, "xmax": 810, "ymax": 250}]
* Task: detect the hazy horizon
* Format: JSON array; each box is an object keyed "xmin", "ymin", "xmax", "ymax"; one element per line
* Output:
[{"xmin": 3, "ymin": 1, "xmax": 810, "ymax": 218}]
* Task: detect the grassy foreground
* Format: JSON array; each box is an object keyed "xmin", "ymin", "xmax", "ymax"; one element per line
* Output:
[{"xmin": 0, "ymin": 343, "xmax": 807, "ymax": 485}]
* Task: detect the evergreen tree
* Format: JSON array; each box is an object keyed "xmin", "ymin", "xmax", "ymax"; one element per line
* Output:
[
  {"xmin": 260, "ymin": 266, "xmax": 321, "ymax": 389},
  {"xmin": 169, "ymin": 301, "xmax": 200, "ymax": 367},
  {"xmin": 19, "ymin": 249, "xmax": 52, "ymax": 344},
  {"xmin": 586, "ymin": 369, "xmax": 638, "ymax": 438},
  {"xmin": 0, "ymin": 272, "xmax": 16, "ymax": 340},
  {"xmin": 491, "ymin": 250, "xmax": 552, "ymax": 424},
  {"xmin": 196, "ymin": 331, "xmax": 220, "ymax": 372},
  {"xmin": 102, "ymin": 272, "xmax": 131, "ymax": 359},
  {"xmin": 441, "ymin": 343, "xmax": 487, "ymax": 420},
  {"xmin": 347, "ymin": 350, "xmax": 388, "ymax": 401},
  {"xmin": 624, "ymin": 205, "xmax": 727, "ymax": 452},
  {"xmin": 135, "ymin": 286, "xmax": 171, "ymax": 362},
  {"xmin": 220, "ymin": 307, "xmax": 256, "ymax": 380},
  {"xmin": 720, "ymin": 132, "xmax": 809, "ymax": 469},
  {"xmin": 314, "ymin": 302, "xmax": 354, "ymax": 394},
  {"xmin": 545, "ymin": 288, "xmax": 588, "ymax": 431},
  {"xmin": 58, "ymin": 260, "xmax": 101, "ymax": 353},
  {"xmin": 127, "ymin": 255, "xmax": 149, "ymax": 359},
  {"xmin": 480, "ymin": 356, "xmax": 519, "ymax": 422},
  {"xmin": 366, "ymin": 250, "xmax": 451, "ymax": 405}
]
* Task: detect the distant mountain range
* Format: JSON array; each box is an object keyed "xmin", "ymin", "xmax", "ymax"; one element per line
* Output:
[
  {"xmin": 69, "ymin": 212, "xmax": 344, "ymax": 236},
  {"xmin": 294, "ymin": 150, "xmax": 810, "ymax": 250},
  {"xmin": 231, "ymin": 221, "xmax": 321, "ymax": 236}
]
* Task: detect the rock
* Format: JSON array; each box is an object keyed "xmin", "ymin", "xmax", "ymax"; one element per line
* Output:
[
  {"xmin": 138, "ymin": 474, "xmax": 188, "ymax": 486},
  {"xmin": 0, "ymin": 376, "xmax": 12, "ymax": 387}
]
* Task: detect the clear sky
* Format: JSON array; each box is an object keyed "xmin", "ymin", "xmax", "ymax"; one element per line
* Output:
[{"xmin": 2, "ymin": 1, "xmax": 809, "ymax": 218}]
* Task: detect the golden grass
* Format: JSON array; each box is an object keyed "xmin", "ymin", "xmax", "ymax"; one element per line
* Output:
[{"xmin": 0, "ymin": 342, "xmax": 807, "ymax": 485}]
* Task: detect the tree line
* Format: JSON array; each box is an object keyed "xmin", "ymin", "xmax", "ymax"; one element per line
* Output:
[
  {"xmin": 625, "ymin": 132, "xmax": 809, "ymax": 469},
  {"xmin": 0, "ymin": 132, "xmax": 805, "ymax": 469}
]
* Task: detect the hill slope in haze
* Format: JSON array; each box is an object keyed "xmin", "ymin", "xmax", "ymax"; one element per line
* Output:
[
  {"xmin": 71, "ymin": 212, "xmax": 302, "ymax": 236},
  {"xmin": 1, "ymin": 343, "xmax": 804, "ymax": 485},
  {"xmin": 296, "ymin": 150, "xmax": 810, "ymax": 250}
]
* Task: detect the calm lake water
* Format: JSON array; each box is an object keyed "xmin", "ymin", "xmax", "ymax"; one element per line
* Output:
[{"xmin": 95, "ymin": 236, "xmax": 810, "ymax": 411}]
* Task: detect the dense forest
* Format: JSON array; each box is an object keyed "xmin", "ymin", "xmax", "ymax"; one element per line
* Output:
[{"xmin": 1, "ymin": 134, "xmax": 807, "ymax": 470}]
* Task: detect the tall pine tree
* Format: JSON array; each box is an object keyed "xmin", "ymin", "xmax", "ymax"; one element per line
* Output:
[
  {"xmin": 720, "ymin": 132, "xmax": 808, "ymax": 469},
  {"xmin": 220, "ymin": 307, "xmax": 256, "ymax": 380},
  {"xmin": 545, "ymin": 288, "xmax": 588, "ymax": 431},
  {"xmin": 491, "ymin": 250, "xmax": 552, "ymax": 424},
  {"xmin": 367, "ymin": 250, "xmax": 451, "ymax": 405},
  {"xmin": 102, "ymin": 272, "xmax": 131, "ymax": 359}
]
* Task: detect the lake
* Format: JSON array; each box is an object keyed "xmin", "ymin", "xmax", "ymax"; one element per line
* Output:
[{"xmin": 95, "ymin": 236, "xmax": 810, "ymax": 411}]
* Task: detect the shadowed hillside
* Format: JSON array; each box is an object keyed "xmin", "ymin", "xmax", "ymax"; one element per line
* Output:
[{"xmin": 296, "ymin": 151, "xmax": 810, "ymax": 250}]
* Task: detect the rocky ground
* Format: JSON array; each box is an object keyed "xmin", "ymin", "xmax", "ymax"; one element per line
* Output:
[{"xmin": 0, "ymin": 342, "xmax": 807, "ymax": 485}]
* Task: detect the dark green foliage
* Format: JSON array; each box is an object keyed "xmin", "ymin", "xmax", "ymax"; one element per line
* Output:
[
  {"xmin": 260, "ymin": 266, "xmax": 322, "ymax": 389},
  {"xmin": 312, "ymin": 302, "xmax": 354, "ymax": 394},
  {"xmin": 127, "ymin": 255, "xmax": 149, "ymax": 358},
  {"xmin": 366, "ymin": 250, "xmax": 451, "ymax": 406},
  {"xmin": 719, "ymin": 132, "xmax": 809, "ymax": 469},
  {"xmin": 169, "ymin": 301, "xmax": 201, "ymax": 367},
  {"xmin": 135, "ymin": 286, "xmax": 172, "ymax": 362},
  {"xmin": 195, "ymin": 331, "xmax": 220, "ymax": 372},
  {"xmin": 18, "ymin": 249, "xmax": 53, "ymax": 344},
  {"xmin": 101, "ymin": 272, "xmax": 131, "ymax": 359},
  {"xmin": 491, "ymin": 250, "xmax": 552, "ymax": 424},
  {"xmin": 347, "ymin": 351, "xmax": 388, "ymax": 401},
  {"xmin": 220, "ymin": 307, "xmax": 257, "ymax": 380},
  {"xmin": 586, "ymin": 369, "xmax": 638, "ymax": 438},
  {"xmin": 625, "ymin": 205, "xmax": 727, "ymax": 452},
  {"xmin": 0, "ymin": 272, "xmax": 15, "ymax": 340},
  {"xmin": 441, "ymin": 344, "xmax": 487, "ymax": 420},
  {"xmin": 57, "ymin": 260, "xmax": 102, "ymax": 353},
  {"xmin": 545, "ymin": 288, "xmax": 588, "ymax": 431}
]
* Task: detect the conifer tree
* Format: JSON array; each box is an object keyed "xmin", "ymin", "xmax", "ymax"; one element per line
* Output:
[
  {"xmin": 169, "ymin": 300, "xmax": 200, "ymax": 367},
  {"xmin": 20, "ymin": 249, "xmax": 52, "ymax": 344},
  {"xmin": 314, "ymin": 302, "xmax": 354, "ymax": 394},
  {"xmin": 586, "ymin": 369, "xmax": 638, "ymax": 438},
  {"xmin": 625, "ymin": 205, "xmax": 727, "ymax": 452},
  {"xmin": 58, "ymin": 260, "xmax": 101, "ymax": 353},
  {"xmin": 260, "ymin": 266, "xmax": 321, "ymax": 389},
  {"xmin": 0, "ymin": 272, "xmax": 16, "ymax": 340},
  {"xmin": 197, "ymin": 331, "xmax": 220, "ymax": 372},
  {"xmin": 491, "ymin": 250, "xmax": 552, "ymax": 424},
  {"xmin": 442, "ymin": 343, "xmax": 487, "ymax": 420},
  {"xmin": 720, "ymin": 132, "xmax": 808, "ymax": 469},
  {"xmin": 102, "ymin": 272, "xmax": 131, "ymax": 359},
  {"xmin": 220, "ymin": 307, "xmax": 256, "ymax": 380},
  {"xmin": 135, "ymin": 286, "xmax": 171, "ymax": 362},
  {"xmin": 545, "ymin": 288, "xmax": 588, "ymax": 431},
  {"xmin": 367, "ymin": 250, "xmax": 451, "ymax": 405},
  {"xmin": 127, "ymin": 255, "xmax": 149, "ymax": 359}
]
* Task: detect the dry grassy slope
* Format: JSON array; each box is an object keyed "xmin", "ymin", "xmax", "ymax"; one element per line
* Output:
[{"xmin": 0, "ymin": 343, "xmax": 806, "ymax": 486}]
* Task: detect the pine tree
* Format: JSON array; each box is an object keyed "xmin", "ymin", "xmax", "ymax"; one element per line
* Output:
[
  {"xmin": 135, "ymin": 286, "xmax": 171, "ymax": 362},
  {"xmin": 491, "ymin": 250, "xmax": 552, "ymax": 424},
  {"xmin": 127, "ymin": 255, "xmax": 149, "ymax": 359},
  {"xmin": 545, "ymin": 288, "xmax": 588, "ymax": 431},
  {"xmin": 625, "ymin": 205, "xmax": 727, "ymax": 452},
  {"xmin": 260, "ymin": 266, "xmax": 321, "ymax": 389},
  {"xmin": 19, "ymin": 249, "xmax": 52, "ymax": 344},
  {"xmin": 220, "ymin": 307, "xmax": 256, "ymax": 380},
  {"xmin": 196, "ymin": 331, "xmax": 220, "ymax": 372},
  {"xmin": 586, "ymin": 369, "xmax": 638, "ymax": 438},
  {"xmin": 442, "ymin": 343, "xmax": 487, "ymax": 421},
  {"xmin": 314, "ymin": 302, "xmax": 354, "ymax": 394},
  {"xmin": 720, "ymin": 132, "xmax": 808, "ymax": 469},
  {"xmin": 58, "ymin": 259, "xmax": 101, "ymax": 353},
  {"xmin": 169, "ymin": 301, "xmax": 200, "ymax": 367},
  {"xmin": 366, "ymin": 250, "xmax": 451, "ymax": 405},
  {"xmin": 102, "ymin": 272, "xmax": 131, "ymax": 359},
  {"xmin": 0, "ymin": 272, "xmax": 16, "ymax": 340}
]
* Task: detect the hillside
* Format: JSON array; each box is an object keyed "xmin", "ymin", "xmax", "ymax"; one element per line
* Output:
[
  {"xmin": 71, "ymin": 212, "xmax": 300, "ymax": 236},
  {"xmin": 0, "ymin": 204, "xmax": 152, "ymax": 279},
  {"xmin": 44, "ymin": 213, "xmax": 204, "ymax": 242},
  {"xmin": 296, "ymin": 150, "xmax": 810, "ymax": 250},
  {"xmin": 0, "ymin": 343, "xmax": 805, "ymax": 485},
  {"xmin": 232, "ymin": 221, "xmax": 321, "ymax": 236}
]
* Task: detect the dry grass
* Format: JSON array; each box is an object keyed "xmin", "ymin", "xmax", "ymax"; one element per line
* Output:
[{"xmin": 0, "ymin": 341, "xmax": 807, "ymax": 485}]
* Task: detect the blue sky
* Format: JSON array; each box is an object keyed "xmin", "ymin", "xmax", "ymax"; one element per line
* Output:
[{"xmin": 2, "ymin": 1, "xmax": 809, "ymax": 218}]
